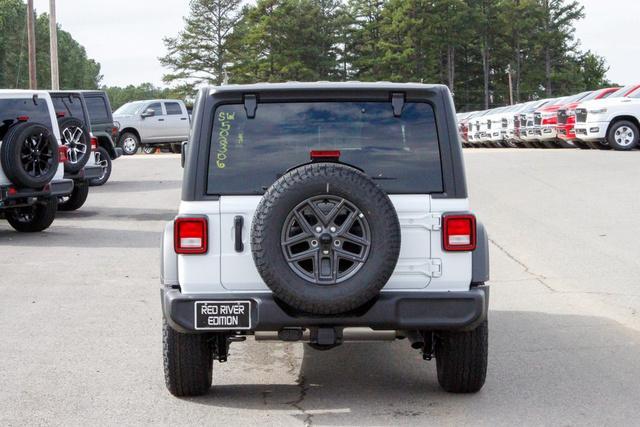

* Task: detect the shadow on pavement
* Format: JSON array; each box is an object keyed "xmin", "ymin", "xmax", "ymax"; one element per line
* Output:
[
  {"xmin": 0, "ymin": 226, "xmax": 162, "ymax": 248},
  {"xmin": 186, "ymin": 310, "xmax": 640, "ymax": 425},
  {"xmin": 56, "ymin": 206, "xmax": 176, "ymax": 222},
  {"xmin": 92, "ymin": 180, "xmax": 182, "ymax": 194}
]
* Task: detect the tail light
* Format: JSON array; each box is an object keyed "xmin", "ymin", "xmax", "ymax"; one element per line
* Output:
[
  {"xmin": 443, "ymin": 214, "xmax": 476, "ymax": 251},
  {"xmin": 17, "ymin": 115, "xmax": 29, "ymax": 122},
  {"xmin": 91, "ymin": 136, "xmax": 98, "ymax": 151},
  {"xmin": 311, "ymin": 150, "xmax": 341, "ymax": 161},
  {"xmin": 112, "ymin": 127, "xmax": 118, "ymax": 138},
  {"xmin": 174, "ymin": 217, "xmax": 208, "ymax": 254},
  {"xmin": 56, "ymin": 111, "xmax": 65, "ymax": 118},
  {"xmin": 58, "ymin": 145, "xmax": 68, "ymax": 163}
]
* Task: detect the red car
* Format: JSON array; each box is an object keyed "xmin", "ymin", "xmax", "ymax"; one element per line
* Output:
[{"xmin": 557, "ymin": 87, "xmax": 620, "ymax": 142}]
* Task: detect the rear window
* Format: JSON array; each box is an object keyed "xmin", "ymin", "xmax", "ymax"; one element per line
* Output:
[
  {"xmin": 0, "ymin": 98, "xmax": 53, "ymax": 141},
  {"xmin": 51, "ymin": 95, "xmax": 86, "ymax": 122},
  {"xmin": 207, "ymin": 101, "xmax": 443, "ymax": 195},
  {"xmin": 85, "ymin": 96, "xmax": 110, "ymax": 123}
]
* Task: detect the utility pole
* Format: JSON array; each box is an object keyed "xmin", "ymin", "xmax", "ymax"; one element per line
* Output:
[
  {"xmin": 26, "ymin": 0, "xmax": 37, "ymax": 89},
  {"xmin": 506, "ymin": 64, "xmax": 514, "ymax": 106},
  {"xmin": 49, "ymin": 0, "xmax": 60, "ymax": 90}
]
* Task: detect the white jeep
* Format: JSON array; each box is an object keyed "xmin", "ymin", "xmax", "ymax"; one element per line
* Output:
[
  {"xmin": 160, "ymin": 83, "xmax": 490, "ymax": 397},
  {"xmin": 0, "ymin": 90, "xmax": 73, "ymax": 232}
]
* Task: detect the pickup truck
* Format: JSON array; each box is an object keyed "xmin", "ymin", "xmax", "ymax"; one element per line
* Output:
[{"xmin": 113, "ymin": 99, "xmax": 190, "ymax": 155}]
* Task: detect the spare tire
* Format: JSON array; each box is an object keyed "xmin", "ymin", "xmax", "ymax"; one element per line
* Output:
[
  {"xmin": 251, "ymin": 163, "xmax": 401, "ymax": 315},
  {"xmin": 0, "ymin": 122, "xmax": 59, "ymax": 188},
  {"xmin": 58, "ymin": 117, "xmax": 91, "ymax": 173}
]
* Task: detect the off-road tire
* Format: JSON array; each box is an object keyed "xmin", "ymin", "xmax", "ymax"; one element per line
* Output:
[
  {"xmin": 6, "ymin": 197, "xmax": 58, "ymax": 232},
  {"xmin": 163, "ymin": 319, "xmax": 213, "ymax": 397},
  {"xmin": 251, "ymin": 162, "xmax": 401, "ymax": 315},
  {"xmin": 58, "ymin": 117, "xmax": 91, "ymax": 173},
  {"xmin": 120, "ymin": 132, "xmax": 139, "ymax": 155},
  {"xmin": 435, "ymin": 319, "xmax": 488, "ymax": 393},
  {"xmin": 0, "ymin": 122, "xmax": 59, "ymax": 188},
  {"xmin": 58, "ymin": 181, "xmax": 89, "ymax": 211},
  {"xmin": 90, "ymin": 147, "xmax": 112, "ymax": 186},
  {"xmin": 607, "ymin": 120, "xmax": 639, "ymax": 151}
]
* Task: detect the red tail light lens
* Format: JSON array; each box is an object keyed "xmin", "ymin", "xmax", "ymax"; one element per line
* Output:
[
  {"xmin": 17, "ymin": 115, "xmax": 29, "ymax": 122},
  {"xmin": 58, "ymin": 146, "xmax": 68, "ymax": 163},
  {"xmin": 310, "ymin": 150, "xmax": 341, "ymax": 161},
  {"xmin": 174, "ymin": 217, "xmax": 208, "ymax": 254},
  {"xmin": 91, "ymin": 136, "xmax": 98, "ymax": 151},
  {"xmin": 443, "ymin": 214, "xmax": 476, "ymax": 251},
  {"xmin": 56, "ymin": 111, "xmax": 65, "ymax": 118}
]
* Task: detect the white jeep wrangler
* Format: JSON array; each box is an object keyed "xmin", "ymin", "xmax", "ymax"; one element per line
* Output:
[
  {"xmin": 161, "ymin": 83, "xmax": 490, "ymax": 397},
  {"xmin": 0, "ymin": 90, "xmax": 73, "ymax": 232}
]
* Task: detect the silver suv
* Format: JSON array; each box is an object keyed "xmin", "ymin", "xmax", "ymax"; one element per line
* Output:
[
  {"xmin": 161, "ymin": 83, "xmax": 490, "ymax": 397},
  {"xmin": 113, "ymin": 99, "xmax": 190, "ymax": 155}
]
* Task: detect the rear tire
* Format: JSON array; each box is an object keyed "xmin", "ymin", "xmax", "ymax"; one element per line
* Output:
[
  {"xmin": 163, "ymin": 319, "xmax": 213, "ymax": 397},
  {"xmin": 58, "ymin": 117, "xmax": 91, "ymax": 173},
  {"xmin": 6, "ymin": 197, "xmax": 58, "ymax": 232},
  {"xmin": 435, "ymin": 319, "xmax": 488, "ymax": 394},
  {"xmin": 58, "ymin": 181, "xmax": 89, "ymax": 211},
  {"xmin": 90, "ymin": 147, "xmax": 112, "ymax": 186},
  {"xmin": 0, "ymin": 122, "xmax": 59, "ymax": 188},
  {"xmin": 143, "ymin": 145, "xmax": 156, "ymax": 155}
]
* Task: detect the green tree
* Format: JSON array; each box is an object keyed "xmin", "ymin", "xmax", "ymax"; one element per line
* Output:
[
  {"xmin": 0, "ymin": 1, "xmax": 101, "ymax": 89},
  {"xmin": 161, "ymin": 0, "xmax": 242, "ymax": 88}
]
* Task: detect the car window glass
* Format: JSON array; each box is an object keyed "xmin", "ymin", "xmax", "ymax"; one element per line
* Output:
[
  {"xmin": 85, "ymin": 96, "xmax": 110, "ymax": 123},
  {"xmin": 207, "ymin": 102, "xmax": 443, "ymax": 195},
  {"xmin": 52, "ymin": 95, "xmax": 85, "ymax": 121},
  {"xmin": 0, "ymin": 97, "xmax": 53, "ymax": 141},
  {"xmin": 165, "ymin": 102, "xmax": 182, "ymax": 115},
  {"xmin": 146, "ymin": 102, "xmax": 163, "ymax": 116}
]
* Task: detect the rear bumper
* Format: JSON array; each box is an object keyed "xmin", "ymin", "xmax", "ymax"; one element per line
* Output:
[
  {"xmin": 64, "ymin": 165, "xmax": 102, "ymax": 182},
  {"xmin": 162, "ymin": 286, "xmax": 489, "ymax": 334},
  {"xmin": 0, "ymin": 179, "xmax": 74, "ymax": 206}
]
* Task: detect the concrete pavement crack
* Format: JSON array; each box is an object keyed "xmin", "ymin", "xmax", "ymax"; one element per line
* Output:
[
  {"xmin": 284, "ymin": 345, "xmax": 313, "ymax": 426},
  {"xmin": 489, "ymin": 238, "xmax": 556, "ymax": 292}
]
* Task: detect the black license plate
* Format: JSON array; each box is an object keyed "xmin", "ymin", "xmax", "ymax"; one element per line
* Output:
[{"xmin": 195, "ymin": 301, "xmax": 252, "ymax": 330}]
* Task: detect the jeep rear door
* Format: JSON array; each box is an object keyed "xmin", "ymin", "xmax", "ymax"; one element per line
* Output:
[{"xmin": 203, "ymin": 100, "xmax": 444, "ymax": 292}]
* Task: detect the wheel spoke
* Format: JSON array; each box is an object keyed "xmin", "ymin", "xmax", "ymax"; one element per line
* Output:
[
  {"xmin": 285, "ymin": 246, "xmax": 319, "ymax": 263},
  {"xmin": 293, "ymin": 210, "xmax": 315, "ymax": 235},
  {"xmin": 337, "ymin": 209, "xmax": 359, "ymax": 236},
  {"xmin": 305, "ymin": 199, "xmax": 329, "ymax": 226},
  {"xmin": 335, "ymin": 246, "xmax": 367, "ymax": 263}
]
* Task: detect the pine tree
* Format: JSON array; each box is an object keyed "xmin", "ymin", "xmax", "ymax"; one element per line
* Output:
[{"xmin": 161, "ymin": 0, "xmax": 242, "ymax": 87}]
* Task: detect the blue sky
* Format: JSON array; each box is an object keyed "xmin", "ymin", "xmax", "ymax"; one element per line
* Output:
[{"xmin": 33, "ymin": 0, "xmax": 639, "ymax": 87}]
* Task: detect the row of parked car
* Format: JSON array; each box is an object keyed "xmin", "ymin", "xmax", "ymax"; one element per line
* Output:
[
  {"xmin": 457, "ymin": 84, "xmax": 640, "ymax": 150},
  {"xmin": 0, "ymin": 89, "xmax": 122, "ymax": 233}
]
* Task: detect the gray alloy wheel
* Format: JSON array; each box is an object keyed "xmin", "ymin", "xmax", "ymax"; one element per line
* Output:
[
  {"xmin": 89, "ymin": 147, "xmax": 112, "ymax": 186},
  {"xmin": 281, "ymin": 195, "xmax": 372, "ymax": 285},
  {"xmin": 143, "ymin": 145, "xmax": 156, "ymax": 154}
]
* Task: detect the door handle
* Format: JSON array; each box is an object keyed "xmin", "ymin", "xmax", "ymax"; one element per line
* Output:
[
  {"xmin": 158, "ymin": 118, "xmax": 165, "ymax": 122},
  {"xmin": 181, "ymin": 118, "xmax": 187, "ymax": 121},
  {"xmin": 234, "ymin": 216, "xmax": 244, "ymax": 252}
]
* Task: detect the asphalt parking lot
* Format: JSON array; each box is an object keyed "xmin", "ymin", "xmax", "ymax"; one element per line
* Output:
[{"xmin": 2, "ymin": 150, "xmax": 640, "ymax": 426}]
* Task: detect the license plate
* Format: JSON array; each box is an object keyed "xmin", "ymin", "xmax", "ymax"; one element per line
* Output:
[{"xmin": 194, "ymin": 301, "xmax": 252, "ymax": 330}]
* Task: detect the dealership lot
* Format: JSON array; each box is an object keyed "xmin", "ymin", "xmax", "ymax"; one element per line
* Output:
[{"xmin": 2, "ymin": 152, "xmax": 640, "ymax": 425}]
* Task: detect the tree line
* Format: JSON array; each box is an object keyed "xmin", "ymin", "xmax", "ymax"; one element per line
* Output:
[
  {"xmin": 0, "ymin": 0, "xmax": 102, "ymax": 90},
  {"xmin": 161, "ymin": 0, "xmax": 611, "ymax": 111}
]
